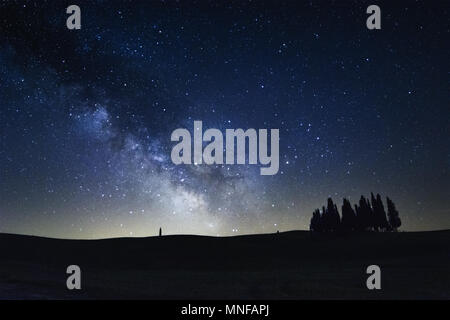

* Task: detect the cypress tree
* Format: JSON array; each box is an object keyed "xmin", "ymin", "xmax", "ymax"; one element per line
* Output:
[
  {"xmin": 354, "ymin": 203, "xmax": 363, "ymax": 231},
  {"xmin": 310, "ymin": 209, "xmax": 322, "ymax": 232},
  {"xmin": 326, "ymin": 198, "xmax": 340, "ymax": 232},
  {"xmin": 371, "ymin": 193, "xmax": 379, "ymax": 231},
  {"xmin": 358, "ymin": 196, "xmax": 372, "ymax": 231},
  {"xmin": 376, "ymin": 194, "xmax": 389, "ymax": 231},
  {"xmin": 386, "ymin": 197, "xmax": 401, "ymax": 231},
  {"xmin": 341, "ymin": 198, "xmax": 357, "ymax": 232}
]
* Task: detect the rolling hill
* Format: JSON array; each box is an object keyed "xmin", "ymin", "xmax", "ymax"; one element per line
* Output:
[{"xmin": 0, "ymin": 230, "xmax": 449, "ymax": 299}]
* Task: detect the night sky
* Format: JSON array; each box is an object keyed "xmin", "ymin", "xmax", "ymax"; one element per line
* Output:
[{"xmin": 0, "ymin": 0, "xmax": 449, "ymax": 239}]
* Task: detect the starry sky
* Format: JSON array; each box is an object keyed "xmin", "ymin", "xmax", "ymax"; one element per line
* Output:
[{"xmin": 0, "ymin": 0, "xmax": 449, "ymax": 239}]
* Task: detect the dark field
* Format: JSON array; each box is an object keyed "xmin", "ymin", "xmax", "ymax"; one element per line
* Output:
[{"xmin": 0, "ymin": 231, "xmax": 449, "ymax": 299}]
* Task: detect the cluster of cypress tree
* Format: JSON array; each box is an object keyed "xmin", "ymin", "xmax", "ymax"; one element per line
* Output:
[{"xmin": 310, "ymin": 193, "xmax": 401, "ymax": 233}]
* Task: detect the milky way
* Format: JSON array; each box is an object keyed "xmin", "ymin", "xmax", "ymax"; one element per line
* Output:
[{"xmin": 0, "ymin": 1, "xmax": 449, "ymax": 238}]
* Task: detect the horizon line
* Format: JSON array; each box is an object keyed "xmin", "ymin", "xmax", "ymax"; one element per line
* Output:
[{"xmin": 1, "ymin": 228, "xmax": 450, "ymax": 241}]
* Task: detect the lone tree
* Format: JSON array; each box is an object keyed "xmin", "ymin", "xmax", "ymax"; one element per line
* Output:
[
  {"xmin": 159, "ymin": 227, "xmax": 162, "ymax": 236},
  {"xmin": 386, "ymin": 197, "xmax": 401, "ymax": 231}
]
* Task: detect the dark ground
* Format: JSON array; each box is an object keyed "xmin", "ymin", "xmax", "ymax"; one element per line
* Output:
[{"xmin": 0, "ymin": 230, "xmax": 449, "ymax": 299}]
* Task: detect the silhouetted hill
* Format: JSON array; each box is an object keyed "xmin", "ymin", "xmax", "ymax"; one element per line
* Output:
[{"xmin": 0, "ymin": 231, "xmax": 449, "ymax": 299}]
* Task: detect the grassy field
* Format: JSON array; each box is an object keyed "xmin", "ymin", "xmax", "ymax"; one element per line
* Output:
[{"xmin": 0, "ymin": 230, "xmax": 449, "ymax": 299}]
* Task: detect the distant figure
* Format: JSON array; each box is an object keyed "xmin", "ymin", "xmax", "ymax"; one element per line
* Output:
[{"xmin": 159, "ymin": 227, "xmax": 162, "ymax": 236}]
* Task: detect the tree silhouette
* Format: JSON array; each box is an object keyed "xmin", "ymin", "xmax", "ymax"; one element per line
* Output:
[
  {"xmin": 377, "ymin": 193, "xmax": 389, "ymax": 230},
  {"xmin": 370, "ymin": 193, "xmax": 378, "ymax": 231},
  {"xmin": 386, "ymin": 197, "xmax": 401, "ymax": 231},
  {"xmin": 354, "ymin": 203, "xmax": 362, "ymax": 231},
  {"xmin": 358, "ymin": 195, "xmax": 373, "ymax": 231},
  {"xmin": 371, "ymin": 193, "xmax": 389, "ymax": 231},
  {"xmin": 367, "ymin": 196, "xmax": 376, "ymax": 230},
  {"xmin": 341, "ymin": 198, "xmax": 357, "ymax": 232},
  {"xmin": 309, "ymin": 194, "xmax": 401, "ymax": 233},
  {"xmin": 321, "ymin": 206, "xmax": 326, "ymax": 231},
  {"xmin": 309, "ymin": 209, "xmax": 322, "ymax": 232},
  {"xmin": 323, "ymin": 198, "xmax": 340, "ymax": 232},
  {"xmin": 159, "ymin": 227, "xmax": 162, "ymax": 236}
]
